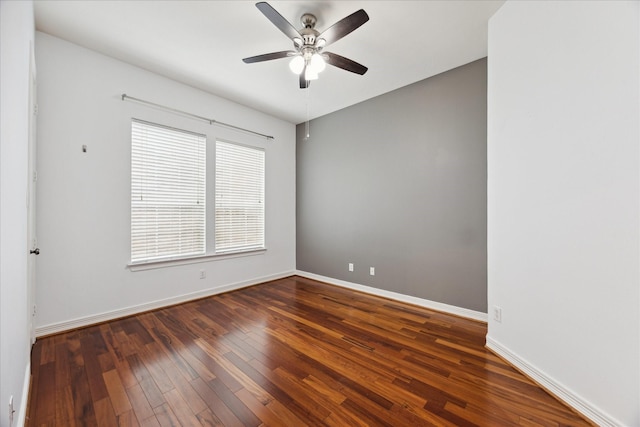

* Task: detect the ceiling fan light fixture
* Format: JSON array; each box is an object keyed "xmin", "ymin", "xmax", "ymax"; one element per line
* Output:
[
  {"xmin": 309, "ymin": 53, "xmax": 326, "ymax": 74},
  {"xmin": 289, "ymin": 55, "xmax": 305, "ymax": 74},
  {"xmin": 305, "ymin": 67, "xmax": 319, "ymax": 81}
]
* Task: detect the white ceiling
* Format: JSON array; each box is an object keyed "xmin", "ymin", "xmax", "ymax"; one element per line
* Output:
[{"xmin": 34, "ymin": 1, "xmax": 504, "ymax": 124}]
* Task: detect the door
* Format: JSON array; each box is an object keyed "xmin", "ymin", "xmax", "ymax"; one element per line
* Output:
[{"xmin": 27, "ymin": 42, "xmax": 38, "ymax": 344}]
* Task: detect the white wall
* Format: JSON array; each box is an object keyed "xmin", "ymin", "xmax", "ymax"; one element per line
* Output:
[
  {"xmin": 487, "ymin": 1, "xmax": 639, "ymax": 425},
  {"xmin": 34, "ymin": 32, "xmax": 296, "ymax": 334},
  {"xmin": 0, "ymin": 1, "xmax": 34, "ymax": 426}
]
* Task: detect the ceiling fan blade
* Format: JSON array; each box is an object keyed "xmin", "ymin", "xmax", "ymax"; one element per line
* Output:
[
  {"xmin": 324, "ymin": 52, "xmax": 368, "ymax": 75},
  {"xmin": 318, "ymin": 9, "xmax": 369, "ymax": 46},
  {"xmin": 243, "ymin": 51, "xmax": 295, "ymax": 64},
  {"xmin": 256, "ymin": 2, "xmax": 301, "ymax": 41}
]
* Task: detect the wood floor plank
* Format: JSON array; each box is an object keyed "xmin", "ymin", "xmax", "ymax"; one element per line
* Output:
[
  {"xmin": 301, "ymin": 374, "xmax": 346, "ymax": 405},
  {"xmin": 25, "ymin": 340, "xmax": 43, "ymax": 425},
  {"xmin": 117, "ymin": 409, "xmax": 141, "ymax": 427},
  {"xmin": 235, "ymin": 387, "xmax": 285, "ymax": 426},
  {"xmin": 112, "ymin": 329, "xmax": 138, "ymax": 358},
  {"xmin": 139, "ymin": 414, "xmax": 162, "ymax": 427},
  {"xmin": 153, "ymin": 402, "xmax": 182, "ymax": 427},
  {"xmin": 143, "ymin": 340, "xmax": 208, "ymax": 414},
  {"xmin": 68, "ymin": 343, "xmax": 98, "ymax": 427},
  {"xmin": 247, "ymin": 358, "xmax": 334, "ymax": 426},
  {"xmin": 101, "ymin": 325, "xmax": 139, "ymax": 389},
  {"xmin": 141, "ymin": 313, "xmax": 200, "ymax": 382},
  {"xmin": 190, "ymin": 377, "xmax": 245, "ymax": 427},
  {"xmin": 264, "ymin": 399, "xmax": 309, "ymax": 427},
  {"xmin": 163, "ymin": 388, "xmax": 202, "ymax": 427},
  {"xmin": 26, "ymin": 276, "xmax": 594, "ymax": 427},
  {"xmin": 195, "ymin": 407, "xmax": 226, "ymax": 427},
  {"xmin": 207, "ymin": 378, "xmax": 262, "ymax": 427},
  {"xmin": 79, "ymin": 333, "xmax": 109, "ymax": 402},
  {"xmin": 126, "ymin": 383, "xmax": 156, "ymax": 422},
  {"xmin": 93, "ymin": 397, "xmax": 117, "ymax": 427},
  {"xmin": 34, "ymin": 362, "xmax": 56, "ymax": 425},
  {"xmin": 188, "ymin": 341, "xmax": 243, "ymax": 393},
  {"xmin": 136, "ymin": 342, "xmax": 175, "ymax": 394},
  {"xmin": 103, "ymin": 369, "xmax": 133, "ymax": 415},
  {"xmin": 126, "ymin": 354, "xmax": 166, "ymax": 409},
  {"xmin": 39, "ymin": 334, "xmax": 57, "ymax": 365},
  {"xmin": 54, "ymin": 340, "xmax": 72, "ymax": 391},
  {"xmin": 98, "ymin": 350, "xmax": 117, "ymax": 373},
  {"xmin": 54, "ymin": 385, "xmax": 75, "ymax": 427},
  {"xmin": 270, "ymin": 366, "xmax": 332, "ymax": 421}
]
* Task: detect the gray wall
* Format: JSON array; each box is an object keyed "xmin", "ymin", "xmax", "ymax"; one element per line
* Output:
[{"xmin": 296, "ymin": 58, "xmax": 487, "ymax": 312}]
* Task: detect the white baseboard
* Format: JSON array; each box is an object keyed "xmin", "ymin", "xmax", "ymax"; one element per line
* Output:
[
  {"xmin": 486, "ymin": 336, "xmax": 620, "ymax": 427},
  {"xmin": 35, "ymin": 271, "xmax": 296, "ymax": 337},
  {"xmin": 16, "ymin": 360, "xmax": 30, "ymax": 427},
  {"xmin": 295, "ymin": 270, "xmax": 488, "ymax": 322}
]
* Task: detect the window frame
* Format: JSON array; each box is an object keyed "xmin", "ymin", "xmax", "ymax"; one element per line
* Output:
[
  {"xmin": 213, "ymin": 139, "xmax": 266, "ymax": 255},
  {"xmin": 128, "ymin": 119, "xmax": 267, "ymax": 271}
]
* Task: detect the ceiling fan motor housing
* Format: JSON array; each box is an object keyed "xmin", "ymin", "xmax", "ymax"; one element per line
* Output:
[
  {"xmin": 301, "ymin": 13, "xmax": 317, "ymax": 28},
  {"xmin": 299, "ymin": 14, "xmax": 320, "ymax": 46}
]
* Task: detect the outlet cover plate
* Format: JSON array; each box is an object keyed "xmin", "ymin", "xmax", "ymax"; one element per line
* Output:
[{"xmin": 493, "ymin": 306, "xmax": 502, "ymax": 323}]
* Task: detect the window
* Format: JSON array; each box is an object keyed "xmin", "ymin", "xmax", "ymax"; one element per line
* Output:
[
  {"xmin": 215, "ymin": 140, "xmax": 265, "ymax": 253},
  {"xmin": 130, "ymin": 120, "xmax": 266, "ymax": 265},
  {"xmin": 131, "ymin": 120, "xmax": 206, "ymax": 262}
]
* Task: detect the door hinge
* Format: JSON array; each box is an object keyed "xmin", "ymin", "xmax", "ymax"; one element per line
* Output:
[
  {"xmin": 33, "ymin": 170, "xmax": 38, "ymax": 182},
  {"xmin": 33, "ymin": 104, "xmax": 38, "ymax": 116}
]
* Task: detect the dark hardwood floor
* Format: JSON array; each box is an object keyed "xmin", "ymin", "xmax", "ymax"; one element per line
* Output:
[{"xmin": 26, "ymin": 276, "xmax": 592, "ymax": 426}]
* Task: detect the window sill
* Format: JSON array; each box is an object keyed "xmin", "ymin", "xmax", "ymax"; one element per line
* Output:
[{"xmin": 127, "ymin": 248, "xmax": 266, "ymax": 272}]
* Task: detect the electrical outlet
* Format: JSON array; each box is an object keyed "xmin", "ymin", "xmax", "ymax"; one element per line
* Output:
[
  {"xmin": 493, "ymin": 306, "xmax": 502, "ymax": 323},
  {"xmin": 369, "ymin": 267, "xmax": 375, "ymax": 276},
  {"xmin": 199, "ymin": 270, "xmax": 206, "ymax": 279},
  {"xmin": 348, "ymin": 263, "xmax": 354, "ymax": 272}
]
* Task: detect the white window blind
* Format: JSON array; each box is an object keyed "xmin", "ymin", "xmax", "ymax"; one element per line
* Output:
[
  {"xmin": 215, "ymin": 141, "xmax": 265, "ymax": 253},
  {"xmin": 131, "ymin": 119, "xmax": 206, "ymax": 262}
]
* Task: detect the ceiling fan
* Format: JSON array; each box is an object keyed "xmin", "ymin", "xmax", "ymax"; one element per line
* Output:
[{"xmin": 242, "ymin": 2, "xmax": 369, "ymax": 89}]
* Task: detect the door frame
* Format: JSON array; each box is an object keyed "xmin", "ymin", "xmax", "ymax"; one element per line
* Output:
[{"xmin": 27, "ymin": 41, "xmax": 37, "ymax": 344}]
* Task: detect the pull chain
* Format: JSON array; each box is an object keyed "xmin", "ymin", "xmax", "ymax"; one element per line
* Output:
[{"xmin": 305, "ymin": 84, "xmax": 311, "ymax": 140}]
